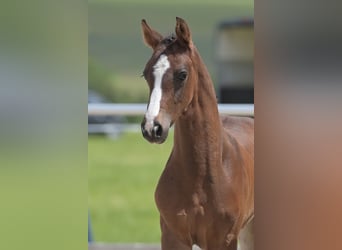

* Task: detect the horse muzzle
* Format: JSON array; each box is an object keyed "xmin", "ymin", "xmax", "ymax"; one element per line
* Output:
[{"xmin": 141, "ymin": 117, "xmax": 170, "ymax": 144}]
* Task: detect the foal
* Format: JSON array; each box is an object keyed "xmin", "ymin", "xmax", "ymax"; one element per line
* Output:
[{"xmin": 140, "ymin": 17, "xmax": 254, "ymax": 250}]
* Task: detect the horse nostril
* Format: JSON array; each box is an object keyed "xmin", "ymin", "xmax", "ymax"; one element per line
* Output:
[
  {"xmin": 153, "ymin": 123, "xmax": 163, "ymax": 138},
  {"xmin": 141, "ymin": 123, "xmax": 148, "ymax": 136}
]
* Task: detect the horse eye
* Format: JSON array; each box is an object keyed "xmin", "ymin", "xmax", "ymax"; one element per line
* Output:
[{"xmin": 176, "ymin": 70, "xmax": 187, "ymax": 81}]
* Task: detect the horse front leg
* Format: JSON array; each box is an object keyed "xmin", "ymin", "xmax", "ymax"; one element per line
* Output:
[
  {"xmin": 237, "ymin": 218, "xmax": 254, "ymax": 250},
  {"xmin": 210, "ymin": 237, "xmax": 237, "ymax": 250},
  {"xmin": 160, "ymin": 217, "xmax": 192, "ymax": 250},
  {"xmin": 227, "ymin": 239, "xmax": 238, "ymax": 250}
]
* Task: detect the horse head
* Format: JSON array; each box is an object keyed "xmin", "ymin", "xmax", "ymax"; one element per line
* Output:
[{"xmin": 140, "ymin": 17, "xmax": 198, "ymax": 144}]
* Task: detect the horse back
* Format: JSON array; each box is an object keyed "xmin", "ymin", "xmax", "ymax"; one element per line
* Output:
[{"xmin": 221, "ymin": 115, "xmax": 254, "ymax": 156}]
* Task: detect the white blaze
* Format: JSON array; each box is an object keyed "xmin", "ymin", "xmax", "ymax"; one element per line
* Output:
[{"xmin": 145, "ymin": 54, "xmax": 170, "ymax": 124}]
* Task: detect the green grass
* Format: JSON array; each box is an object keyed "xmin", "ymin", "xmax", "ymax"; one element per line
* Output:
[{"xmin": 88, "ymin": 132, "xmax": 173, "ymax": 242}]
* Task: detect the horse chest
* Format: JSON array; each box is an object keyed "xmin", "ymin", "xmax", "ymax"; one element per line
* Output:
[{"xmin": 155, "ymin": 170, "xmax": 237, "ymax": 246}]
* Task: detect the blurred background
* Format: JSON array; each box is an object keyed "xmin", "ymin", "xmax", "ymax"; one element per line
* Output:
[
  {"xmin": 88, "ymin": 0, "xmax": 253, "ymax": 244},
  {"xmin": 2, "ymin": 1, "xmax": 341, "ymax": 250}
]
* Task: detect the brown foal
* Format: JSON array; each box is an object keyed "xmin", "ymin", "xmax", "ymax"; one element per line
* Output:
[{"xmin": 140, "ymin": 17, "xmax": 254, "ymax": 250}]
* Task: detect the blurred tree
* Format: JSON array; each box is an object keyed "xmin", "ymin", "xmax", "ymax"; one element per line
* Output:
[
  {"xmin": 88, "ymin": 57, "xmax": 116, "ymax": 102},
  {"xmin": 88, "ymin": 57, "xmax": 145, "ymax": 123},
  {"xmin": 88, "ymin": 57, "xmax": 147, "ymax": 104}
]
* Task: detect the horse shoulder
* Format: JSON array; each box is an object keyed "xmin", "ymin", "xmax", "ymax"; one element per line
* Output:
[
  {"xmin": 155, "ymin": 150, "xmax": 187, "ymax": 213},
  {"xmin": 221, "ymin": 115, "xmax": 254, "ymax": 226}
]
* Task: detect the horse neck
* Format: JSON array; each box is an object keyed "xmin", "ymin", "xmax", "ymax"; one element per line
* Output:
[{"xmin": 173, "ymin": 48, "xmax": 223, "ymax": 176}]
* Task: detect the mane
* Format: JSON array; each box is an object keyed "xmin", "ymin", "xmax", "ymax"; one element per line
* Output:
[
  {"xmin": 161, "ymin": 33, "xmax": 176, "ymax": 46},
  {"xmin": 161, "ymin": 33, "xmax": 190, "ymax": 56}
]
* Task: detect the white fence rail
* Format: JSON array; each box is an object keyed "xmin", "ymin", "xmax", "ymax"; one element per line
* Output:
[{"xmin": 88, "ymin": 103, "xmax": 254, "ymax": 117}]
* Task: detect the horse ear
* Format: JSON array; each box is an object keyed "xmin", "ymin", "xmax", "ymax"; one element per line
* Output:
[
  {"xmin": 175, "ymin": 17, "xmax": 192, "ymax": 46},
  {"xmin": 141, "ymin": 19, "xmax": 163, "ymax": 50}
]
